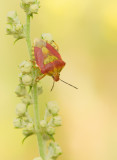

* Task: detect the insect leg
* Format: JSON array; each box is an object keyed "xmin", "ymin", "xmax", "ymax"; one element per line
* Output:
[{"xmin": 35, "ymin": 74, "xmax": 46, "ymax": 82}]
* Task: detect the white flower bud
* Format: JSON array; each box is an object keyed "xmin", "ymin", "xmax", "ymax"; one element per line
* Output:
[
  {"xmin": 22, "ymin": 0, "xmax": 36, "ymax": 4},
  {"xmin": 33, "ymin": 157, "xmax": 43, "ymax": 160},
  {"xmin": 7, "ymin": 11, "xmax": 18, "ymax": 23},
  {"xmin": 47, "ymin": 101, "xmax": 59, "ymax": 115},
  {"xmin": 13, "ymin": 118, "xmax": 22, "ymax": 128},
  {"xmin": 15, "ymin": 23, "xmax": 23, "ymax": 33},
  {"xmin": 26, "ymin": 122, "xmax": 34, "ymax": 130},
  {"xmin": 6, "ymin": 24, "xmax": 14, "ymax": 34},
  {"xmin": 22, "ymin": 95, "xmax": 32, "ymax": 105},
  {"xmin": 40, "ymin": 120, "xmax": 47, "ymax": 128},
  {"xmin": 22, "ymin": 75, "xmax": 32, "ymax": 86},
  {"xmin": 47, "ymin": 126, "xmax": 55, "ymax": 135},
  {"xmin": 49, "ymin": 142, "xmax": 62, "ymax": 158},
  {"xmin": 23, "ymin": 129, "xmax": 33, "ymax": 136},
  {"xmin": 22, "ymin": 114, "xmax": 33, "ymax": 127},
  {"xmin": 30, "ymin": 3, "xmax": 39, "ymax": 14},
  {"xmin": 15, "ymin": 85, "xmax": 26, "ymax": 97},
  {"xmin": 54, "ymin": 145, "xmax": 62, "ymax": 157},
  {"xmin": 16, "ymin": 103, "xmax": 26, "ymax": 116},
  {"xmin": 42, "ymin": 33, "xmax": 53, "ymax": 42},
  {"xmin": 19, "ymin": 61, "xmax": 32, "ymax": 74},
  {"xmin": 52, "ymin": 116, "xmax": 62, "ymax": 126}
]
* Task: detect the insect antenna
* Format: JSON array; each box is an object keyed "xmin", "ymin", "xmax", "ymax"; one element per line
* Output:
[
  {"xmin": 51, "ymin": 80, "xmax": 55, "ymax": 91},
  {"xmin": 59, "ymin": 79, "xmax": 78, "ymax": 89}
]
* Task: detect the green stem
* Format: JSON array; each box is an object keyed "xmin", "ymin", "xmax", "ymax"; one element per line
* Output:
[
  {"xmin": 25, "ymin": 14, "xmax": 46, "ymax": 160},
  {"xmin": 25, "ymin": 15, "xmax": 32, "ymax": 59},
  {"xmin": 33, "ymin": 83, "xmax": 46, "ymax": 160}
]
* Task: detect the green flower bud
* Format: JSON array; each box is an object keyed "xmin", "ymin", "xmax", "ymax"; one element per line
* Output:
[
  {"xmin": 15, "ymin": 85, "xmax": 26, "ymax": 97},
  {"xmin": 47, "ymin": 101, "xmax": 59, "ymax": 115},
  {"xmin": 22, "ymin": 0, "xmax": 36, "ymax": 4},
  {"xmin": 16, "ymin": 103, "xmax": 26, "ymax": 116},
  {"xmin": 19, "ymin": 61, "xmax": 32, "ymax": 74},
  {"xmin": 30, "ymin": 3, "xmax": 39, "ymax": 14},
  {"xmin": 7, "ymin": 11, "xmax": 18, "ymax": 23},
  {"xmin": 42, "ymin": 33, "xmax": 53, "ymax": 42},
  {"xmin": 40, "ymin": 120, "xmax": 47, "ymax": 128},
  {"xmin": 22, "ymin": 75, "xmax": 32, "ymax": 86},
  {"xmin": 33, "ymin": 157, "xmax": 43, "ymax": 160},
  {"xmin": 22, "ymin": 95, "xmax": 32, "ymax": 105},
  {"xmin": 52, "ymin": 116, "xmax": 62, "ymax": 126},
  {"xmin": 13, "ymin": 118, "xmax": 22, "ymax": 128},
  {"xmin": 47, "ymin": 126, "xmax": 55, "ymax": 135}
]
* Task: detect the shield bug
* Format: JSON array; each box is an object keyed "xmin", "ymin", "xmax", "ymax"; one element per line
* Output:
[{"xmin": 33, "ymin": 37, "xmax": 78, "ymax": 90}]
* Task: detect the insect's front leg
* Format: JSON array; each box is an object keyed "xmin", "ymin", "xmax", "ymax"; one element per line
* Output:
[
  {"xmin": 35, "ymin": 74, "xmax": 46, "ymax": 82},
  {"xmin": 30, "ymin": 59, "xmax": 36, "ymax": 65}
]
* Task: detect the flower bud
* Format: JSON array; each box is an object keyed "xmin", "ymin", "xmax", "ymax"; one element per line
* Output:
[
  {"xmin": 6, "ymin": 24, "xmax": 14, "ymax": 34},
  {"xmin": 22, "ymin": 0, "xmax": 36, "ymax": 4},
  {"xmin": 34, "ymin": 38, "xmax": 46, "ymax": 48},
  {"xmin": 42, "ymin": 33, "xmax": 53, "ymax": 42},
  {"xmin": 15, "ymin": 85, "xmax": 26, "ymax": 97},
  {"xmin": 15, "ymin": 23, "xmax": 23, "ymax": 33},
  {"xmin": 7, "ymin": 11, "xmax": 18, "ymax": 23},
  {"xmin": 30, "ymin": 3, "xmax": 39, "ymax": 14},
  {"xmin": 23, "ymin": 128, "xmax": 33, "ymax": 136},
  {"xmin": 47, "ymin": 126, "xmax": 55, "ymax": 135},
  {"xmin": 22, "ymin": 75, "xmax": 32, "ymax": 86},
  {"xmin": 49, "ymin": 142, "xmax": 62, "ymax": 158},
  {"xmin": 13, "ymin": 118, "xmax": 22, "ymax": 128},
  {"xmin": 26, "ymin": 122, "xmax": 34, "ymax": 131},
  {"xmin": 33, "ymin": 157, "xmax": 43, "ymax": 160},
  {"xmin": 22, "ymin": 95, "xmax": 32, "ymax": 105},
  {"xmin": 54, "ymin": 145, "xmax": 62, "ymax": 157},
  {"xmin": 23, "ymin": 115, "xmax": 31, "ymax": 123},
  {"xmin": 52, "ymin": 116, "xmax": 62, "ymax": 126},
  {"xmin": 19, "ymin": 61, "xmax": 32, "ymax": 74},
  {"xmin": 40, "ymin": 120, "xmax": 47, "ymax": 128},
  {"xmin": 47, "ymin": 101, "xmax": 59, "ymax": 115},
  {"xmin": 16, "ymin": 103, "xmax": 26, "ymax": 116}
]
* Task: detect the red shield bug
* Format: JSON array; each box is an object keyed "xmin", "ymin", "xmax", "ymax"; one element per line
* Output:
[{"xmin": 33, "ymin": 37, "xmax": 78, "ymax": 90}]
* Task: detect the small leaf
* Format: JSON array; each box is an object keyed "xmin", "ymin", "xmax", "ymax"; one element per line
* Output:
[
  {"xmin": 49, "ymin": 135, "xmax": 55, "ymax": 141},
  {"xmin": 22, "ymin": 133, "xmax": 33, "ymax": 144},
  {"xmin": 14, "ymin": 38, "xmax": 20, "ymax": 44}
]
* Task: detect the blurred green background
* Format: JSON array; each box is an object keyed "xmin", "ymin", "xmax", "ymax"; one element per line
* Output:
[{"xmin": 0, "ymin": 0, "xmax": 117, "ymax": 160}]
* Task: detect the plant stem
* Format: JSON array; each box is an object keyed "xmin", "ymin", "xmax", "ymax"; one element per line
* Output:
[
  {"xmin": 25, "ymin": 15, "xmax": 32, "ymax": 59},
  {"xmin": 33, "ymin": 83, "xmax": 46, "ymax": 160},
  {"xmin": 25, "ymin": 14, "xmax": 46, "ymax": 160}
]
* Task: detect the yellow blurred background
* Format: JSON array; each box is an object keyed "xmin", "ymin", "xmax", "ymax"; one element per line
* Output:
[{"xmin": 0, "ymin": 0, "xmax": 117, "ymax": 160}]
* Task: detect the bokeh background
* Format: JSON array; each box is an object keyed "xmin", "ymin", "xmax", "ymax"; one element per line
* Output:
[{"xmin": 0, "ymin": 0, "xmax": 117, "ymax": 160}]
